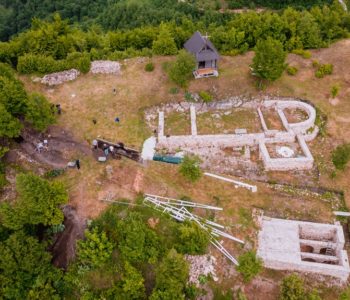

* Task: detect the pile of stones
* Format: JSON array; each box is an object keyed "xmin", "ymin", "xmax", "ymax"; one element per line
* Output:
[
  {"xmin": 41, "ymin": 69, "xmax": 80, "ymax": 86},
  {"xmin": 90, "ymin": 60, "xmax": 121, "ymax": 74}
]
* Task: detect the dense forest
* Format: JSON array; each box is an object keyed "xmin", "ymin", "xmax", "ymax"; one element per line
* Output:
[
  {"xmin": 0, "ymin": 1, "xmax": 349, "ymax": 75},
  {"xmin": 0, "ymin": 0, "xmax": 341, "ymax": 41}
]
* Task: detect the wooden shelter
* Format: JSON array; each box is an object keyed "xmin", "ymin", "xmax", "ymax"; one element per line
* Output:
[{"xmin": 184, "ymin": 31, "xmax": 220, "ymax": 78}]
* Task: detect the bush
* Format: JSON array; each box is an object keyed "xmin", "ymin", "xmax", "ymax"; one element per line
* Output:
[
  {"xmin": 175, "ymin": 221, "xmax": 210, "ymax": 255},
  {"xmin": 25, "ymin": 93, "xmax": 56, "ymax": 132},
  {"xmin": 198, "ymin": 91, "xmax": 213, "ymax": 103},
  {"xmin": 236, "ymin": 251, "xmax": 263, "ymax": 282},
  {"xmin": 17, "ymin": 52, "xmax": 91, "ymax": 74},
  {"xmin": 286, "ymin": 66, "xmax": 298, "ymax": 76},
  {"xmin": 291, "ymin": 49, "xmax": 311, "ymax": 59},
  {"xmin": 77, "ymin": 227, "xmax": 114, "ymax": 267},
  {"xmin": 168, "ymin": 50, "xmax": 196, "ymax": 88},
  {"xmin": 340, "ymin": 287, "xmax": 350, "ymax": 300},
  {"xmin": 280, "ymin": 274, "xmax": 306, "ymax": 300},
  {"xmin": 184, "ymin": 91, "xmax": 193, "ymax": 101},
  {"xmin": 312, "ymin": 60, "xmax": 319, "ymax": 68},
  {"xmin": 332, "ymin": 143, "xmax": 350, "ymax": 170},
  {"xmin": 17, "ymin": 54, "xmax": 69, "ymax": 74},
  {"xmin": 169, "ymin": 87, "xmax": 179, "ymax": 94},
  {"xmin": 179, "ymin": 155, "xmax": 202, "ymax": 182},
  {"xmin": 145, "ymin": 62, "xmax": 155, "ymax": 72},
  {"xmin": 331, "ymin": 84, "xmax": 340, "ymax": 98},
  {"xmin": 66, "ymin": 52, "xmax": 91, "ymax": 74},
  {"xmin": 315, "ymin": 63, "xmax": 333, "ymax": 78}
]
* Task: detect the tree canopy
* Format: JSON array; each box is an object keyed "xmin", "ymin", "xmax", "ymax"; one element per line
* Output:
[
  {"xmin": 0, "ymin": 231, "xmax": 63, "ymax": 299},
  {"xmin": 251, "ymin": 37, "xmax": 287, "ymax": 81},
  {"xmin": 0, "ymin": 174, "xmax": 68, "ymax": 230}
]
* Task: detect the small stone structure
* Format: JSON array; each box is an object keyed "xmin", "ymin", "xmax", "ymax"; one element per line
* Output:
[
  {"xmin": 257, "ymin": 217, "xmax": 350, "ymax": 281},
  {"xmin": 90, "ymin": 60, "xmax": 121, "ymax": 74},
  {"xmin": 41, "ymin": 69, "xmax": 80, "ymax": 86},
  {"xmin": 147, "ymin": 98, "xmax": 318, "ymax": 171}
]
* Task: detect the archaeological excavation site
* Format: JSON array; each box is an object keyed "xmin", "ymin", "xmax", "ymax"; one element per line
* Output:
[{"xmin": 1, "ymin": 8, "xmax": 350, "ymax": 298}]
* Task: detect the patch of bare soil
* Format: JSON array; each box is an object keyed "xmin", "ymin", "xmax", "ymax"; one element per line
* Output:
[
  {"xmin": 245, "ymin": 276, "xmax": 279, "ymax": 300},
  {"xmin": 50, "ymin": 205, "xmax": 86, "ymax": 269},
  {"xmin": 6, "ymin": 125, "xmax": 91, "ymax": 169}
]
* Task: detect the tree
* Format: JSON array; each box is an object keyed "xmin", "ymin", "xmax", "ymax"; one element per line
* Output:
[
  {"xmin": 77, "ymin": 227, "xmax": 114, "ymax": 268},
  {"xmin": 25, "ymin": 93, "xmax": 56, "ymax": 132},
  {"xmin": 0, "ymin": 76, "xmax": 28, "ymax": 115},
  {"xmin": 0, "ymin": 104, "xmax": 22, "ymax": 138},
  {"xmin": 236, "ymin": 251, "xmax": 263, "ymax": 282},
  {"xmin": 168, "ymin": 50, "xmax": 196, "ymax": 88},
  {"xmin": 0, "ymin": 231, "xmax": 63, "ymax": 299},
  {"xmin": 152, "ymin": 25, "xmax": 177, "ymax": 55},
  {"xmin": 117, "ymin": 212, "xmax": 161, "ymax": 264},
  {"xmin": 179, "ymin": 155, "xmax": 202, "ymax": 182},
  {"xmin": 120, "ymin": 262, "xmax": 146, "ymax": 299},
  {"xmin": 175, "ymin": 221, "xmax": 210, "ymax": 255},
  {"xmin": 150, "ymin": 249, "xmax": 189, "ymax": 300},
  {"xmin": 0, "ymin": 173, "xmax": 68, "ymax": 230},
  {"xmin": 280, "ymin": 274, "xmax": 306, "ymax": 300},
  {"xmin": 251, "ymin": 37, "xmax": 287, "ymax": 82}
]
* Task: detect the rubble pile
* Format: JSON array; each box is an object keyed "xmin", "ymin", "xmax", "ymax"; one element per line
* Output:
[
  {"xmin": 185, "ymin": 255, "xmax": 218, "ymax": 285},
  {"xmin": 90, "ymin": 60, "xmax": 121, "ymax": 74},
  {"xmin": 41, "ymin": 69, "xmax": 80, "ymax": 86}
]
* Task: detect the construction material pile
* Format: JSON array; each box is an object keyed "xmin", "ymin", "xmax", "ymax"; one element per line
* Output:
[
  {"xmin": 90, "ymin": 60, "xmax": 121, "ymax": 74},
  {"xmin": 144, "ymin": 194, "xmax": 244, "ymax": 265},
  {"xmin": 41, "ymin": 69, "xmax": 80, "ymax": 86}
]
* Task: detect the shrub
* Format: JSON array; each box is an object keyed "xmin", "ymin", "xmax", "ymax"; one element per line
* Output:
[
  {"xmin": 179, "ymin": 155, "xmax": 202, "ymax": 182},
  {"xmin": 292, "ymin": 49, "xmax": 311, "ymax": 59},
  {"xmin": 169, "ymin": 87, "xmax": 179, "ymax": 94},
  {"xmin": 44, "ymin": 169, "xmax": 65, "ymax": 178},
  {"xmin": 175, "ymin": 221, "xmax": 210, "ymax": 255},
  {"xmin": 286, "ymin": 66, "xmax": 298, "ymax": 76},
  {"xmin": 331, "ymin": 84, "xmax": 340, "ymax": 98},
  {"xmin": 198, "ymin": 91, "xmax": 213, "ymax": 103},
  {"xmin": 184, "ymin": 91, "xmax": 193, "ymax": 101},
  {"xmin": 280, "ymin": 274, "xmax": 306, "ymax": 300},
  {"xmin": 340, "ymin": 287, "xmax": 350, "ymax": 300},
  {"xmin": 332, "ymin": 143, "xmax": 350, "ymax": 170},
  {"xmin": 25, "ymin": 93, "xmax": 56, "ymax": 132},
  {"xmin": 145, "ymin": 62, "xmax": 154, "ymax": 72},
  {"xmin": 312, "ymin": 60, "xmax": 319, "ymax": 68},
  {"xmin": 77, "ymin": 227, "xmax": 114, "ymax": 267},
  {"xmin": 168, "ymin": 50, "xmax": 196, "ymax": 87},
  {"xmin": 315, "ymin": 63, "xmax": 333, "ymax": 78},
  {"xmin": 236, "ymin": 251, "xmax": 263, "ymax": 282},
  {"xmin": 66, "ymin": 52, "xmax": 91, "ymax": 74},
  {"xmin": 314, "ymin": 106, "xmax": 327, "ymax": 137}
]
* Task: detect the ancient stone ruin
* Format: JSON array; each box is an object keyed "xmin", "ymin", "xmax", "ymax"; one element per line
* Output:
[
  {"xmin": 144, "ymin": 97, "xmax": 318, "ymax": 172},
  {"xmin": 41, "ymin": 69, "xmax": 80, "ymax": 86},
  {"xmin": 90, "ymin": 60, "xmax": 121, "ymax": 74},
  {"xmin": 257, "ymin": 216, "xmax": 350, "ymax": 281}
]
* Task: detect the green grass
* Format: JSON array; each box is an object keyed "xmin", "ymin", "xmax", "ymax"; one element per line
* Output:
[
  {"xmin": 196, "ymin": 109, "xmax": 261, "ymax": 134},
  {"xmin": 164, "ymin": 112, "xmax": 191, "ymax": 136}
]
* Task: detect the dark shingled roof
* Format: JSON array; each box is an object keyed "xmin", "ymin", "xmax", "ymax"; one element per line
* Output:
[{"xmin": 184, "ymin": 31, "xmax": 220, "ymax": 62}]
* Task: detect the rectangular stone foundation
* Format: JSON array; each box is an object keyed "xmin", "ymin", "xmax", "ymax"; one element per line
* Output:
[{"xmin": 257, "ymin": 217, "xmax": 350, "ymax": 281}]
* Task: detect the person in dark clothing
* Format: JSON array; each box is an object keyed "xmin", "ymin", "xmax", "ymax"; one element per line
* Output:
[
  {"xmin": 76, "ymin": 159, "xmax": 80, "ymax": 170},
  {"xmin": 56, "ymin": 104, "xmax": 61, "ymax": 114},
  {"xmin": 92, "ymin": 119, "xmax": 97, "ymax": 125}
]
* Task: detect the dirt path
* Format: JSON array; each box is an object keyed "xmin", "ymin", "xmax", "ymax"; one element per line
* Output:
[{"xmin": 50, "ymin": 205, "xmax": 86, "ymax": 269}]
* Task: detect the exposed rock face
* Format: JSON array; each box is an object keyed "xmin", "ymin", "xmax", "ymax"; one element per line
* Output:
[
  {"xmin": 90, "ymin": 60, "xmax": 121, "ymax": 74},
  {"xmin": 41, "ymin": 69, "xmax": 80, "ymax": 86}
]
